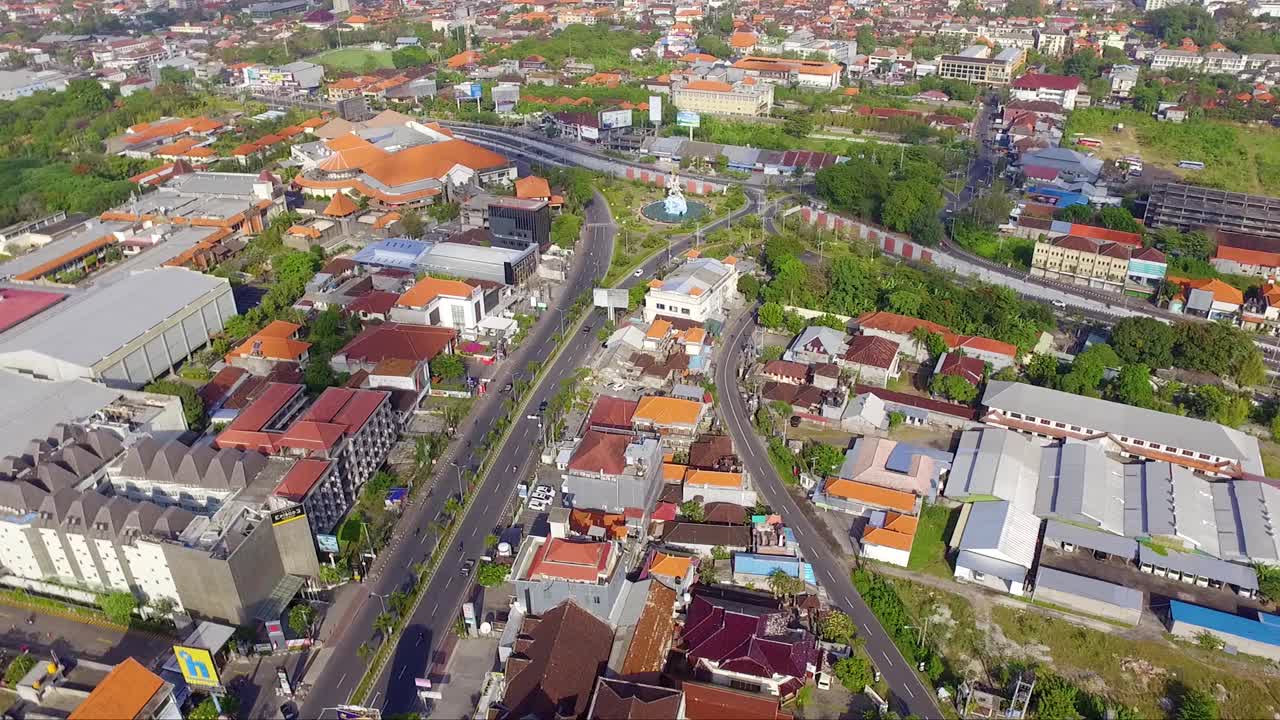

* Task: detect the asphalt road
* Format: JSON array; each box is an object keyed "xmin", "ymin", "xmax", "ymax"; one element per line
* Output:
[
  {"xmin": 714, "ymin": 308, "xmax": 944, "ymax": 719},
  {"xmin": 298, "ymin": 191, "xmax": 614, "ymax": 718}
]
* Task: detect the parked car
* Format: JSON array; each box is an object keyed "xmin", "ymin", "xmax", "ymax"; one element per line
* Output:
[
  {"xmin": 528, "ymin": 498, "xmax": 550, "ymax": 511},
  {"xmin": 633, "ymin": 268, "xmax": 644, "ymax": 277},
  {"xmin": 461, "ymin": 558, "xmax": 476, "ymax": 576},
  {"xmin": 1051, "ymin": 299, "xmax": 1067, "ymax": 309},
  {"xmin": 535, "ymin": 484, "xmax": 554, "ymax": 496}
]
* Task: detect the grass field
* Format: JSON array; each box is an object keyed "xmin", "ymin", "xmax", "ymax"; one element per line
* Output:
[
  {"xmin": 906, "ymin": 503, "xmax": 958, "ymax": 580},
  {"xmin": 307, "ymin": 47, "xmax": 394, "ymax": 72},
  {"xmin": 1063, "ymin": 108, "xmax": 1280, "ymax": 195},
  {"xmin": 994, "ymin": 606, "xmax": 1280, "ymax": 718}
]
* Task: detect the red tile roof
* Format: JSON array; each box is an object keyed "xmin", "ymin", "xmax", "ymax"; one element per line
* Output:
[
  {"xmin": 938, "ymin": 352, "xmax": 985, "ymax": 386},
  {"xmin": 843, "ymin": 335, "xmax": 899, "ymax": 369},
  {"xmin": 525, "ymin": 538, "xmax": 612, "ymax": 582},
  {"xmin": 338, "ymin": 323, "xmax": 456, "ymax": 365},
  {"xmin": 0, "ymin": 287, "xmax": 65, "ymax": 331},
  {"xmin": 1065, "ymin": 223, "xmax": 1141, "ymax": 247},
  {"xmin": 587, "ymin": 396, "xmax": 639, "ymax": 430},
  {"xmin": 214, "ymin": 382, "xmax": 305, "ymax": 452},
  {"xmin": 275, "ymin": 458, "xmax": 332, "ymax": 501},
  {"xmin": 568, "ymin": 430, "xmax": 631, "ymax": 475}
]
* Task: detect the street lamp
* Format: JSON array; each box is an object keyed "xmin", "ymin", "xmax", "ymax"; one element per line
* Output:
[
  {"xmin": 369, "ymin": 592, "xmax": 389, "ymax": 614},
  {"xmin": 450, "ymin": 460, "xmax": 463, "ymax": 499}
]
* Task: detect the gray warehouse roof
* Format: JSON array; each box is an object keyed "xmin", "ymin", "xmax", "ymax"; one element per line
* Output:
[
  {"xmin": 1138, "ymin": 545, "xmax": 1258, "ymax": 590},
  {"xmin": 0, "ymin": 371, "xmax": 120, "ymax": 460},
  {"xmin": 1043, "ymin": 519, "xmax": 1138, "ymax": 559},
  {"xmin": 947, "ymin": 427, "xmax": 1042, "ymax": 511},
  {"xmin": 1036, "ymin": 440, "xmax": 1125, "ymax": 534},
  {"xmin": 1035, "ymin": 566, "xmax": 1143, "ymax": 611},
  {"xmin": 0, "ymin": 268, "xmax": 231, "ymax": 369},
  {"xmin": 983, "ymin": 381, "xmax": 1264, "ymax": 475},
  {"xmin": 1211, "ymin": 481, "xmax": 1280, "ymax": 564}
]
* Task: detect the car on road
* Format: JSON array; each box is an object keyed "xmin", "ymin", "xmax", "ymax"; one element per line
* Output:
[
  {"xmin": 501, "ymin": 382, "xmax": 513, "ymax": 393},
  {"xmin": 538, "ymin": 400, "xmax": 548, "ymax": 413},
  {"xmin": 1051, "ymin": 299, "xmax": 1067, "ymax": 309},
  {"xmin": 633, "ymin": 268, "xmax": 644, "ymax": 277},
  {"xmin": 581, "ymin": 323, "xmax": 592, "ymax": 333},
  {"xmin": 461, "ymin": 558, "xmax": 476, "ymax": 576}
]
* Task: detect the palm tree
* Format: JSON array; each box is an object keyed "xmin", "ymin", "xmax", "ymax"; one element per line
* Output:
[
  {"xmin": 414, "ymin": 436, "xmax": 431, "ymax": 472},
  {"xmin": 374, "ymin": 611, "xmax": 397, "ymax": 640},
  {"xmin": 909, "ymin": 326, "xmax": 932, "ymax": 359},
  {"xmin": 768, "ymin": 569, "xmax": 804, "ymax": 605},
  {"xmin": 389, "ymin": 590, "xmax": 411, "ymax": 617},
  {"xmin": 444, "ymin": 497, "xmax": 462, "ymax": 516}
]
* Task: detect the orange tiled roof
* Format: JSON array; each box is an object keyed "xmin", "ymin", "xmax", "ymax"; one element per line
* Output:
[
  {"xmin": 823, "ymin": 477, "xmax": 916, "ymax": 512},
  {"xmin": 861, "ymin": 512, "xmax": 917, "ymax": 551},
  {"xmin": 397, "ymin": 276, "xmax": 477, "ymax": 308},
  {"xmin": 634, "ymin": 396, "xmax": 703, "ymax": 427},
  {"xmin": 225, "ymin": 320, "xmax": 310, "ymax": 363},
  {"xmin": 69, "ymin": 658, "xmax": 164, "ymax": 720},
  {"xmin": 684, "ymin": 469, "xmax": 744, "ymax": 488},
  {"xmin": 324, "ymin": 192, "xmax": 359, "ymax": 217},
  {"xmin": 649, "ymin": 552, "xmax": 693, "ymax": 578}
]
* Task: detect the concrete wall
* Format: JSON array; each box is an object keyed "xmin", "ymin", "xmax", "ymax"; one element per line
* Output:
[
  {"xmin": 273, "ymin": 513, "xmax": 321, "ymax": 579},
  {"xmin": 514, "ymin": 565, "xmax": 627, "ymax": 622},
  {"xmin": 798, "ymin": 207, "xmax": 933, "ymax": 264},
  {"xmin": 1033, "ymin": 584, "xmax": 1142, "ymax": 625},
  {"xmin": 165, "ymin": 516, "xmax": 285, "ymax": 624},
  {"xmin": 1170, "ymin": 619, "xmax": 1280, "ymax": 661}
]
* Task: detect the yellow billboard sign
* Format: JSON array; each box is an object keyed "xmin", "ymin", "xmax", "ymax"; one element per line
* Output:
[{"xmin": 173, "ymin": 645, "xmax": 220, "ymax": 687}]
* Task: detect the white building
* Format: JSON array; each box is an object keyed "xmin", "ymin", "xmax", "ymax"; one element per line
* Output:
[
  {"xmin": 642, "ymin": 254, "xmax": 738, "ymax": 324},
  {"xmin": 1204, "ymin": 51, "xmax": 1247, "ymax": 74},
  {"xmin": 952, "ymin": 499, "xmax": 1039, "ymax": 596},
  {"xmin": 1152, "ymin": 49, "xmax": 1205, "ymax": 71},
  {"xmin": 390, "ymin": 276, "xmax": 487, "ymax": 330},
  {"xmin": 0, "ymin": 268, "xmax": 236, "ymax": 388},
  {"xmin": 1010, "ymin": 73, "xmax": 1085, "ymax": 110},
  {"xmin": 0, "ymin": 69, "xmax": 70, "ymax": 100}
]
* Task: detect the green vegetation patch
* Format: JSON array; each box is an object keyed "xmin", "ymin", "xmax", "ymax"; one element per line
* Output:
[
  {"xmin": 308, "ymin": 47, "xmax": 395, "ymax": 71},
  {"xmin": 906, "ymin": 503, "xmax": 958, "ymax": 580}
]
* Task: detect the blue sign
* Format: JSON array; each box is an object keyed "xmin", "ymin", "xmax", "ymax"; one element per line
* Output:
[{"xmin": 316, "ymin": 534, "xmax": 339, "ymax": 553}]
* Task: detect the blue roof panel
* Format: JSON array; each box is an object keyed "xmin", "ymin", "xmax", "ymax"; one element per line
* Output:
[
  {"xmin": 1169, "ymin": 600, "xmax": 1280, "ymax": 647},
  {"xmin": 732, "ymin": 553, "xmax": 816, "ymax": 584}
]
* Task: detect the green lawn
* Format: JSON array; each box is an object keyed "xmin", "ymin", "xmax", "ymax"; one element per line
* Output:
[
  {"xmin": 307, "ymin": 47, "xmax": 394, "ymax": 72},
  {"xmin": 907, "ymin": 503, "xmax": 958, "ymax": 579}
]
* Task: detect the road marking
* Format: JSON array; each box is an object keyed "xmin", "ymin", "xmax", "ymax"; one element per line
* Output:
[
  {"xmin": 337, "ymin": 672, "xmax": 347, "ymax": 687},
  {"xmin": 881, "ymin": 650, "xmax": 892, "ymax": 666},
  {"xmin": 905, "ymin": 683, "xmax": 916, "ymax": 698},
  {"xmin": 444, "ymin": 576, "xmax": 454, "ymax": 593}
]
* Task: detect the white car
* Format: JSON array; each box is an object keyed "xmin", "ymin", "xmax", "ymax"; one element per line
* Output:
[
  {"xmin": 633, "ymin": 268, "xmax": 644, "ymax": 277},
  {"xmin": 535, "ymin": 484, "xmax": 554, "ymax": 496},
  {"xmin": 528, "ymin": 498, "xmax": 550, "ymax": 511},
  {"xmin": 1051, "ymin": 299, "xmax": 1068, "ymax": 309}
]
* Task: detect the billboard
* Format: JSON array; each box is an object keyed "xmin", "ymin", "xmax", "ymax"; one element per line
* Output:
[
  {"xmin": 454, "ymin": 82, "xmax": 482, "ymax": 99},
  {"xmin": 649, "ymin": 95, "xmax": 662, "ymax": 125},
  {"xmin": 173, "ymin": 646, "xmax": 220, "ymax": 688},
  {"xmin": 581, "ymin": 126, "xmax": 600, "ymax": 140},
  {"xmin": 593, "ymin": 287, "xmax": 630, "ymax": 310},
  {"xmin": 676, "ymin": 111, "xmax": 701, "ymax": 128},
  {"xmin": 271, "ymin": 505, "xmax": 305, "ymax": 526},
  {"xmin": 316, "ymin": 534, "xmax": 340, "ymax": 553},
  {"xmin": 599, "ymin": 108, "xmax": 633, "ymax": 129},
  {"xmin": 492, "ymin": 84, "xmax": 520, "ymax": 113}
]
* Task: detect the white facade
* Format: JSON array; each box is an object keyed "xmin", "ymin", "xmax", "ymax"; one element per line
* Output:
[
  {"xmin": 642, "ymin": 257, "xmax": 738, "ymax": 324},
  {"xmin": 1010, "ymin": 83, "xmax": 1081, "ymax": 110},
  {"xmin": 1152, "ymin": 49, "xmax": 1205, "ymax": 71},
  {"xmin": 862, "ymin": 541, "xmax": 910, "ymax": 567}
]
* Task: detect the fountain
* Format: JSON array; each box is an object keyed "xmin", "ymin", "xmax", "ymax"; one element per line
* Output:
[{"xmin": 641, "ymin": 170, "xmax": 708, "ymax": 224}]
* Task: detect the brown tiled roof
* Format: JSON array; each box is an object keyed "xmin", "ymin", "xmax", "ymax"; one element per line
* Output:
[
  {"xmin": 689, "ymin": 434, "xmax": 735, "ymax": 471},
  {"xmin": 618, "ymin": 582, "xmax": 677, "ymax": 677},
  {"xmin": 588, "ymin": 396, "xmax": 639, "ymax": 430},
  {"xmin": 843, "ymin": 335, "xmax": 899, "ymax": 369},
  {"xmin": 568, "ymin": 430, "xmax": 631, "ymax": 475},
  {"xmin": 588, "ymin": 677, "xmax": 683, "ymax": 719},
  {"xmin": 682, "ymin": 681, "xmax": 793, "ymax": 720},
  {"xmin": 501, "ymin": 601, "xmax": 613, "ymax": 720}
]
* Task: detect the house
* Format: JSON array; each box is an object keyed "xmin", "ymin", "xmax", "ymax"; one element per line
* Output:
[
  {"xmin": 329, "ymin": 323, "xmax": 457, "ymax": 376},
  {"xmin": 587, "ymin": 678, "xmax": 684, "ymax": 719},
  {"xmin": 660, "ymin": 521, "xmax": 752, "ymax": 554},
  {"xmin": 833, "ymin": 437, "xmax": 943, "ymax": 497},
  {"xmin": 934, "ymin": 352, "xmax": 984, "ymax": 387},
  {"xmin": 563, "ymin": 430, "xmax": 662, "ymax": 514},
  {"xmin": 683, "ymin": 469, "xmax": 756, "ymax": 507},
  {"xmin": 644, "ymin": 551, "xmax": 696, "ymax": 589},
  {"xmin": 839, "ymin": 335, "xmax": 900, "ymax": 387},
  {"xmin": 510, "ymin": 535, "xmax": 628, "ymax": 621},
  {"xmin": 682, "ymin": 682, "xmax": 794, "ymax": 720},
  {"xmin": 224, "ymin": 320, "xmax": 310, "ymax": 375},
  {"xmin": 633, "ymin": 396, "xmax": 706, "ymax": 439},
  {"xmin": 493, "ymin": 600, "xmax": 613, "ymax": 719},
  {"xmin": 680, "ymin": 587, "xmax": 819, "ymax": 698},
  {"xmin": 855, "ymin": 311, "xmax": 1017, "ymax": 369},
  {"xmin": 1010, "ymin": 73, "xmax": 1085, "ymax": 109},
  {"xmin": 860, "ymin": 511, "xmax": 918, "ymax": 567},
  {"xmin": 587, "ymin": 396, "xmax": 639, "ymax": 433},
  {"xmin": 1030, "ymin": 235, "xmax": 1132, "ymax": 293},
  {"xmin": 785, "ymin": 326, "xmax": 846, "ymax": 364},
  {"xmin": 762, "ymin": 360, "xmax": 808, "ymax": 385},
  {"xmin": 814, "ymin": 477, "xmax": 918, "ymax": 516},
  {"xmin": 1167, "ymin": 276, "xmax": 1243, "ymax": 320},
  {"xmin": 952, "ymin": 500, "xmax": 1040, "ymax": 596},
  {"xmin": 390, "ymin": 276, "xmax": 487, "ymax": 330}
]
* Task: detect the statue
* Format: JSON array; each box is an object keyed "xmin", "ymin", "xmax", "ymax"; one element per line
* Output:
[{"xmin": 663, "ymin": 170, "xmax": 688, "ymax": 217}]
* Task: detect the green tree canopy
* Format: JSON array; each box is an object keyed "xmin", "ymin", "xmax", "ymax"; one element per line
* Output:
[
  {"xmin": 98, "ymin": 591, "xmax": 138, "ymax": 625},
  {"xmin": 476, "ymin": 562, "xmax": 508, "ymax": 587},
  {"xmin": 1109, "ymin": 317, "xmax": 1175, "ymax": 369},
  {"xmin": 831, "ymin": 655, "xmax": 874, "ymax": 692},
  {"xmin": 431, "ymin": 353, "xmax": 467, "ymax": 381},
  {"xmin": 929, "ymin": 373, "xmax": 978, "ymax": 403},
  {"xmin": 144, "ymin": 380, "xmax": 206, "ymax": 431},
  {"xmin": 802, "ymin": 443, "xmax": 845, "ymax": 478}
]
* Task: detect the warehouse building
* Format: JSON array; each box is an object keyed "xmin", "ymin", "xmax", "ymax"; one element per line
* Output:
[
  {"xmin": 1145, "ymin": 182, "xmax": 1280, "ymax": 241},
  {"xmin": 0, "ymin": 268, "xmax": 236, "ymax": 388}
]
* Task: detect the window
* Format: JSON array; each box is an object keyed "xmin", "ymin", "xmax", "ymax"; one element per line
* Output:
[
  {"xmin": 450, "ymin": 304, "xmax": 467, "ymax": 327},
  {"xmin": 1198, "ymin": 453, "xmax": 1210, "ymax": 460},
  {"xmin": 655, "ymin": 303, "xmax": 666, "ymax": 310},
  {"xmin": 1069, "ymin": 425, "xmax": 1081, "ymax": 432},
  {"xmin": 681, "ymin": 308, "xmax": 690, "ymax": 315}
]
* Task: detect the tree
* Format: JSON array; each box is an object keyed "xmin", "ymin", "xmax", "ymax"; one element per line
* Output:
[
  {"xmin": 1026, "ymin": 353, "xmax": 1060, "ymax": 386},
  {"xmin": 288, "ymin": 604, "xmax": 316, "ymax": 638},
  {"xmin": 758, "ymin": 302, "xmax": 785, "ymax": 329},
  {"xmin": 4, "ymin": 654, "xmax": 36, "ymax": 686},
  {"xmin": 1183, "ymin": 385, "xmax": 1250, "ymax": 427},
  {"xmin": 971, "ymin": 187, "xmax": 1015, "ymax": 227},
  {"xmin": 98, "ymin": 591, "xmax": 138, "ymax": 626},
  {"xmin": 802, "ymin": 443, "xmax": 845, "ymax": 478},
  {"xmin": 1256, "ymin": 563, "xmax": 1280, "ymax": 603},
  {"xmin": 814, "ymin": 159, "xmax": 890, "ymax": 219},
  {"xmin": 374, "ymin": 611, "xmax": 397, "ymax": 639},
  {"xmin": 697, "ymin": 560, "xmax": 720, "ymax": 585},
  {"xmin": 550, "ymin": 212, "xmax": 583, "ymax": 249},
  {"xmin": 1109, "ymin": 364, "xmax": 1155, "ymax": 408},
  {"xmin": 189, "ymin": 696, "xmax": 238, "ymax": 720},
  {"xmin": 1058, "ymin": 343, "xmax": 1120, "ymax": 397},
  {"xmin": 357, "ymin": 641, "xmax": 372, "ymax": 659},
  {"xmin": 392, "ymin": 45, "xmax": 430, "ymax": 68},
  {"xmin": 1054, "ymin": 203, "xmax": 1094, "ymax": 224},
  {"xmin": 431, "ymin": 353, "xmax": 466, "ymax": 381},
  {"xmin": 1063, "ymin": 48, "xmax": 1102, "ymax": 80},
  {"xmin": 760, "ymin": 345, "xmax": 785, "ymax": 363},
  {"xmin": 819, "ymin": 609, "xmax": 857, "ymax": 645},
  {"xmin": 1176, "ymin": 686, "xmax": 1219, "ymax": 720},
  {"xmin": 475, "ymin": 562, "xmax": 508, "ymax": 587},
  {"xmin": 929, "ymin": 374, "xmax": 978, "ymax": 403},
  {"xmin": 767, "ymin": 568, "xmax": 805, "ymax": 603},
  {"xmin": 1033, "ymin": 674, "xmax": 1082, "ymax": 720},
  {"xmin": 1147, "ymin": 5, "xmax": 1219, "ymax": 46},
  {"xmin": 1109, "ymin": 317, "xmax": 1175, "ymax": 369},
  {"xmin": 400, "ymin": 209, "xmax": 424, "ymax": 238},
  {"xmin": 678, "ymin": 500, "xmax": 706, "ymax": 522},
  {"xmin": 921, "ymin": 331, "xmax": 949, "ymax": 360},
  {"xmin": 831, "ymin": 655, "xmax": 873, "ymax": 692},
  {"xmin": 143, "ymin": 380, "xmax": 206, "ymax": 430},
  {"xmin": 303, "ymin": 359, "xmax": 340, "ymax": 394},
  {"xmin": 1173, "ymin": 322, "xmax": 1259, "ymax": 384},
  {"xmin": 881, "ymin": 178, "xmax": 942, "ymax": 234},
  {"xmin": 783, "ymin": 114, "xmax": 814, "ymax": 138},
  {"xmin": 1099, "ymin": 206, "xmax": 1141, "ymax": 234}
]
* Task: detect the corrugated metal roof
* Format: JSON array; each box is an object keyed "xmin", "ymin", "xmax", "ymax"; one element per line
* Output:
[
  {"xmin": 1043, "ymin": 519, "xmax": 1138, "ymax": 558},
  {"xmin": 1139, "ymin": 545, "xmax": 1258, "ymax": 590},
  {"xmin": 957, "ymin": 500, "xmax": 1040, "ymax": 568},
  {"xmin": 1035, "ymin": 566, "xmax": 1143, "ymax": 610},
  {"xmin": 1170, "ymin": 600, "xmax": 1280, "ymax": 646}
]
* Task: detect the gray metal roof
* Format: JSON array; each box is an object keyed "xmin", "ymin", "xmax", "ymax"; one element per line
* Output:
[
  {"xmin": 1212, "ymin": 481, "xmax": 1280, "ymax": 564},
  {"xmin": 1036, "ymin": 440, "xmax": 1125, "ymax": 534},
  {"xmin": 0, "ymin": 371, "xmax": 120, "ymax": 460},
  {"xmin": 956, "ymin": 549, "xmax": 1028, "ymax": 583},
  {"xmin": 1043, "ymin": 519, "xmax": 1138, "ymax": 558},
  {"xmin": 1035, "ymin": 566, "xmax": 1143, "ymax": 610},
  {"xmin": 983, "ymin": 381, "xmax": 1264, "ymax": 475},
  {"xmin": 1122, "ymin": 461, "xmax": 1220, "ymax": 556},
  {"xmin": 958, "ymin": 500, "xmax": 1040, "ymax": 568},
  {"xmin": 946, "ymin": 428, "xmax": 1042, "ymax": 511},
  {"xmin": 0, "ymin": 268, "xmax": 230, "ymax": 369},
  {"xmin": 1138, "ymin": 545, "xmax": 1258, "ymax": 590}
]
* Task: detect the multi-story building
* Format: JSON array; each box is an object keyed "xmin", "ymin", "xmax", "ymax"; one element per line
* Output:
[
  {"xmin": 510, "ymin": 533, "xmax": 628, "ymax": 621},
  {"xmin": 240, "ymin": 61, "xmax": 325, "ymax": 92},
  {"xmin": 1204, "ymin": 51, "xmax": 1246, "ymax": 74},
  {"xmin": 671, "ymin": 79, "xmax": 774, "ymax": 117},
  {"xmin": 1030, "ymin": 235, "xmax": 1132, "ymax": 292},
  {"xmin": 1010, "ymin": 73, "xmax": 1085, "ymax": 110},
  {"xmin": 0, "ymin": 425, "xmax": 320, "ymax": 624},
  {"xmin": 1105, "ymin": 65, "xmax": 1140, "ymax": 97},
  {"xmin": 487, "ymin": 198, "xmax": 551, "ymax": 251},
  {"xmin": 642, "ymin": 254, "xmax": 738, "ymax": 324},
  {"xmin": 215, "ymin": 383, "xmax": 398, "ymax": 517},
  {"xmin": 730, "ymin": 56, "xmax": 843, "ymax": 90},
  {"xmin": 0, "ymin": 69, "xmax": 70, "ymax": 100},
  {"xmin": 562, "ymin": 429, "xmax": 663, "ymax": 513},
  {"xmin": 938, "ymin": 46, "xmax": 1025, "ymax": 85},
  {"xmin": 1035, "ymin": 29, "xmax": 1070, "ymax": 57},
  {"xmin": 391, "ymin": 276, "xmax": 487, "ymax": 330},
  {"xmin": 1151, "ymin": 49, "xmax": 1204, "ymax": 71},
  {"xmin": 1145, "ymin": 182, "xmax": 1280, "ymax": 242}
]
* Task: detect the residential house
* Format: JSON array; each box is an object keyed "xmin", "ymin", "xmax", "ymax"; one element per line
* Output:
[
  {"xmin": 390, "ymin": 276, "xmax": 487, "ymax": 330},
  {"xmin": 224, "ymin": 320, "xmax": 310, "ymax": 376},
  {"xmin": 1010, "ymin": 73, "xmax": 1085, "ymax": 110},
  {"xmin": 633, "ymin": 396, "xmax": 707, "ymax": 440},
  {"xmin": 492, "ymin": 600, "xmax": 613, "ymax": 719},
  {"xmin": 510, "ymin": 534, "xmax": 628, "ymax": 622},
  {"xmin": 934, "ymin": 352, "xmax": 984, "ymax": 387},
  {"xmin": 838, "ymin": 335, "xmax": 900, "ymax": 387},
  {"xmin": 860, "ymin": 511, "xmax": 918, "ymax": 567},
  {"xmin": 785, "ymin": 326, "xmax": 847, "ymax": 365},
  {"xmin": 642, "ymin": 255, "xmax": 738, "ymax": 325},
  {"xmin": 587, "ymin": 678, "xmax": 684, "ymax": 719},
  {"xmin": 563, "ymin": 430, "xmax": 662, "ymax": 514},
  {"xmin": 1030, "ymin": 235, "xmax": 1132, "ymax": 293},
  {"xmin": 683, "ymin": 469, "xmax": 756, "ymax": 507},
  {"xmin": 682, "ymin": 682, "xmax": 794, "ymax": 720},
  {"xmin": 855, "ymin": 312, "xmax": 1017, "ymax": 369},
  {"xmin": 660, "ymin": 522, "xmax": 752, "ymax": 554}
]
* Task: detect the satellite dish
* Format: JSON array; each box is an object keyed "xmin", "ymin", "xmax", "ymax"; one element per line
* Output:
[{"xmin": 479, "ymin": 621, "xmax": 492, "ymax": 635}]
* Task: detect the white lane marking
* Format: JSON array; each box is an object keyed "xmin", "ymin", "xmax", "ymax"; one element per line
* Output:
[
  {"xmin": 905, "ymin": 683, "xmax": 916, "ymax": 698},
  {"xmin": 443, "ymin": 576, "xmax": 454, "ymax": 593},
  {"xmin": 337, "ymin": 672, "xmax": 347, "ymax": 687}
]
